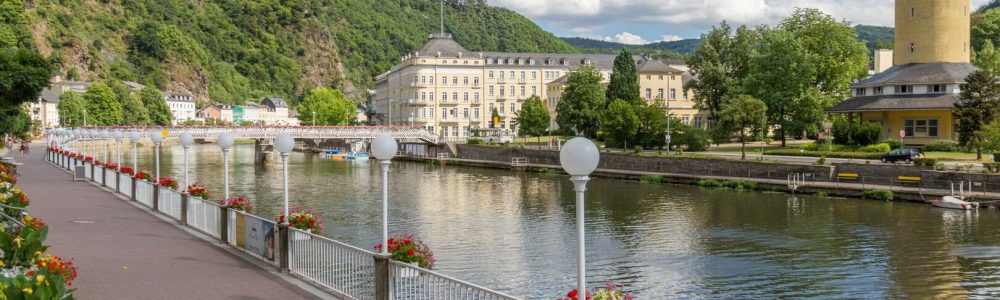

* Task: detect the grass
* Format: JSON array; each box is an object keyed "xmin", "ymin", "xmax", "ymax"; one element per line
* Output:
[{"xmin": 923, "ymin": 151, "xmax": 989, "ymax": 162}]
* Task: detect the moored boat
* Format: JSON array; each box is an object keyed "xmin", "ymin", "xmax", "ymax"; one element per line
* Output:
[{"xmin": 929, "ymin": 196, "xmax": 979, "ymax": 210}]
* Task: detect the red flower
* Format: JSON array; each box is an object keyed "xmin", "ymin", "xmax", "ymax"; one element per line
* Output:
[{"xmin": 406, "ymin": 249, "xmax": 415, "ymax": 256}]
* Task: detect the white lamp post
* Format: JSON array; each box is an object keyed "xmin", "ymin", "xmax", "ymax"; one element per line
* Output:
[
  {"xmin": 149, "ymin": 131, "xmax": 163, "ymax": 183},
  {"xmin": 102, "ymin": 131, "xmax": 110, "ymax": 163},
  {"xmin": 180, "ymin": 132, "xmax": 194, "ymax": 191},
  {"xmin": 89, "ymin": 129, "xmax": 97, "ymax": 161},
  {"xmin": 274, "ymin": 133, "xmax": 295, "ymax": 223},
  {"xmin": 130, "ymin": 132, "xmax": 141, "ymax": 173},
  {"xmin": 114, "ymin": 131, "xmax": 123, "ymax": 168},
  {"xmin": 217, "ymin": 132, "xmax": 234, "ymax": 200},
  {"xmin": 559, "ymin": 137, "xmax": 600, "ymax": 296},
  {"xmin": 371, "ymin": 134, "xmax": 398, "ymax": 255},
  {"xmin": 74, "ymin": 128, "xmax": 83, "ymax": 158}
]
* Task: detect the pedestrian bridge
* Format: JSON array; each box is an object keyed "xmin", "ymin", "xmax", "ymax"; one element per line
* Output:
[{"xmin": 58, "ymin": 126, "xmax": 438, "ymax": 144}]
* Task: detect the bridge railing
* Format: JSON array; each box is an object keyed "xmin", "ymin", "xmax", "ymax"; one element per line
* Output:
[
  {"xmin": 105, "ymin": 168, "xmax": 117, "ymax": 190},
  {"xmin": 65, "ymin": 126, "xmax": 440, "ymax": 144},
  {"xmin": 157, "ymin": 188, "xmax": 183, "ymax": 220},
  {"xmin": 135, "ymin": 180, "xmax": 154, "ymax": 208},
  {"xmin": 186, "ymin": 196, "xmax": 221, "ymax": 239}
]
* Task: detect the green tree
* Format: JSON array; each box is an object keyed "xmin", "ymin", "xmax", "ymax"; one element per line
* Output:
[
  {"xmin": 955, "ymin": 70, "xmax": 1000, "ymax": 159},
  {"xmin": 296, "ymin": 87, "xmax": 355, "ymax": 126},
  {"xmin": 513, "ymin": 95, "xmax": 550, "ymax": 139},
  {"xmin": 0, "ymin": 48, "xmax": 54, "ymax": 109},
  {"xmin": 779, "ymin": 8, "xmax": 869, "ymax": 100},
  {"xmin": 973, "ymin": 9, "xmax": 1000, "ymax": 51},
  {"xmin": 606, "ymin": 48, "xmax": 640, "ymax": 105},
  {"xmin": 600, "ymin": 99, "xmax": 640, "ymax": 148},
  {"xmin": 744, "ymin": 29, "xmax": 820, "ymax": 147},
  {"xmin": 974, "ymin": 40, "xmax": 1000, "ymax": 74},
  {"xmin": 83, "ymin": 82, "xmax": 124, "ymax": 125},
  {"xmin": 718, "ymin": 95, "xmax": 768, "ymax": 159},
  {"xmin": 138, "ymin": 87, "xmax": 173, "ymax": 125},
  {"xmin": 634, "ymin": 103, "xmax": 668, "ymax": 149},
  {"xmin": 121, "ymin": 94, "xmax": 152, "ymax": 125},
  {"xmin": 556, "ymin": 64, "xmax": 606, "ymax": 138},
  {"xmin": 684, "ymin": 22, "xmax": 760, "ymax": 118},
  {"xmin": 57, "ymin": 92, "xmax": 85, "ymax": 127}
]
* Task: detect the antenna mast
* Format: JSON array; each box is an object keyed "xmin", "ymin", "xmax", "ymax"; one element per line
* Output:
[{"xmin": 440, "ymin": 0, "xmax": 444, "ymax": 35}]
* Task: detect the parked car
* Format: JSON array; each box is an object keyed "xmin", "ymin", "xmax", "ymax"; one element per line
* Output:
[{"xmin": 881, "ymin": 148, "xmax": 921, "ymax": 163}]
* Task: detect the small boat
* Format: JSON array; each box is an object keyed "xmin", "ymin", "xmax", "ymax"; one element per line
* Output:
[
  {"xmin": 345, "ymin": 152, "xmax": 369, "ymax": 160},
  {"xmin": 319, "ymin": 149, "xmax": 344, "ymax": 159},
  {"xmin": 929, "ymin": 196, "xmax": 980, "ymax": 210}
]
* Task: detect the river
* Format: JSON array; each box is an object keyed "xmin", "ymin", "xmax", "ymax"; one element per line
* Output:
[{"xmin": 123, "ymin": 143, "xmax": 1000, "ymax": 299}]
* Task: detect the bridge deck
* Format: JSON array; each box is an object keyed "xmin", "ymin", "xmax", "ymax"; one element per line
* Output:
[{"xmin": 15, "ymin": 145, "xmax": 329, "ymax": 299}]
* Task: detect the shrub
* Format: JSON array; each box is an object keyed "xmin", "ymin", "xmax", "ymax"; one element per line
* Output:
[
  {"xmin": 884, "ymin": 139, "xmax": 902, "ymax": 149},
  {"xmin": 864, "ymin": 189, "xmax": 894, "ymax": 201},
  {"xmin": 983, "ymin": 162, "xmax": 1000, "ymax": 173},
  {"xmin": 801, "ymin": 142, "xmax": 820, "ymax": 151},
  {"xmin": 467, "ymin": 138, "xmax": 484, "ymax": 145},
  {"xmin": 923, "ymin": 140, "xmax": 960, "ymax": 152},
  {"xmin": 536, "ymin": 167, "xmax": 557, "ymax": 175},
  {"xmin": 673, "ymin": 124, "xmax": 711, "ymax": 152},
  {"xmin": 634, "ymin": 146, "xmax": 643, "ymax": 153},
  {"xmin": 722, "ymin": 180, "xmax": 757, "ymax": 191},
  {"xmin": 697, "ymin": 179, "xmax": 724, "ymax": 188},
  {"xmin": 860, "ymin": 143, "xmax": 891, "ymax": 153},
  {"xmin": 816, "ymin": 156, "xmax": 827, "ymax": 165},
  {"xmin": 851, "ymin": 122, "xmax": 883, "ymax": 146},
  {"xmin": 640, "ymin": 175, "xmax": 663, "ymax": 183},
  {"xmin": 832, "ymin": 119, "xmax": 852, "ymax": 145},
  {"xmin": 764, "ymin": 149, "xmax": 882, "ymax": 160},
  {"xmin": 913, "ymin": 158, "xmax": 938, "ymax": 167}
]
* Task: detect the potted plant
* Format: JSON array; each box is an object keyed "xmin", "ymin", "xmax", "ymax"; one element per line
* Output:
[
  {"xmin": 134, "ymin": 170, "xmax": 151, "ymax": 181},
  {"xmin": 559, "ymin": 282, "xmax": 633, "ymax": 300},
  {"xmin": 119, "ymin": 166, "xmax": 135, "ymax": 177},
  {"xmin": 373, "ymin": 234, "xmax": 435, "ymax": 275},
  {"xmin": 223, "ymin": 197, "xmax": 254, "ymax": 212},
  {"xmin": 158, "ymin": 177, "xmax": 178, "ymax": 190},
  {"xmin": 277, "ymin": 209, "xmax": 322, "ymax": 239},
  {"xmin": 187, "ymin": 183, "xmax": 208, "ymax": 199}
]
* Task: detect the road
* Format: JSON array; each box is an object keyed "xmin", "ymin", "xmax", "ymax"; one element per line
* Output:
[{"xmin": 701, "ymin": 151, "xmax": 985, "ymax": 171}]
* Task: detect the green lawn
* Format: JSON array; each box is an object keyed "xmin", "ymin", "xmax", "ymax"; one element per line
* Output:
[{"xmin": 924, "ymin": 151, "xmax": 992, "ymax": 162}]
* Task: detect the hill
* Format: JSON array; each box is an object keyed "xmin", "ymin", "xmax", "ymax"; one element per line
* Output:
[{"xmin": 7, "ymin": 0, "xmax": 574, "ymax": 104}]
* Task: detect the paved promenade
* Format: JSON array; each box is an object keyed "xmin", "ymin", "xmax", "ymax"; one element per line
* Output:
[{"xmin": 13, "ymin": 145, "xmax": 327, "ymax": 299}]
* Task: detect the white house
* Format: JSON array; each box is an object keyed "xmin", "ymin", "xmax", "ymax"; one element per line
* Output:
[{"xmin": 165, "ymin": 92, "xmax": 197, "ymax": 124}]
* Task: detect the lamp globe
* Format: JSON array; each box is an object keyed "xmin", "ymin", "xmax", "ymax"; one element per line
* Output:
[
  {"xmin": 371, "ymin": 134, "xmax": 398, "ymax": 160},
  {"xmin": 559, "ymin": 137, "xmax": 600, "ymax": 176}
]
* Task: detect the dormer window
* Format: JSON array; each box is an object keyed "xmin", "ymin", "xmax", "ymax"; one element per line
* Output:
[
  {"xmin": 855, "ymin": 88, "xmax": 866, "ymax": 96},
  {"xmin": 928, "ymin": 84, "xmax": 947, "ymax": 93},
  {"xmin": 874, "ymin": 86, "xmax": 884, "ymax": 95},
  {"xmin": 895, "ymin": 85, "xmax": 913, "ymax": 94}
]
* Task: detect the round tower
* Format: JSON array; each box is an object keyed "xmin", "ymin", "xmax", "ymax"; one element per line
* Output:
[{"xmin": 894, "ymin": 0, "xmax": 971, "ymax": 65}]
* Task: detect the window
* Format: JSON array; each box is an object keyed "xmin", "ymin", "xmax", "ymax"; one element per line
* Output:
[
  {"xmin": 532, "ymin": 86, "xmax": 537, "ymax": 95},
  {"xmin": 474, "ymin": 92, "xmax": 480, "ymax": 101},
  {"xmin": 855, "ymin": 88, "xmax": 866, "ymax": 96},
  {"xmin": 910, "ymin": 43, "xmax": 915, "ymax": 54},
  {"xmin": 421, "ymin": 108, "xmax": 427, "ymax": 118},
  {"xmin": 500, "ymin": 86, "xmax": 505, "ymax": 97},
  {"xmin": 509, "ymin": 71, "xmax": 514, "ymax": 79},
  {"xmin": 874, "ymin": 86, "xmax": 884, "ymax": 95},
  {"xmin": 488, "ymin": 103, "xmax": 494, "ymax": 113},
  {"xmin": 520, "ymin": 86, "xmax": 526, "ymax": 97},
  {"xmin": 429, "ymin": 109, "xmax": 434, "ymax": 118},
  {"xmin": 421, "ymin": 76, "xmax": 426, "ymax": 83},
  {"xmin": 500, "ymin": 103, "xmax": 505, "ymax": 113},
  {"xmin": 463, "ymin": 77, "xmax": 469, "ymax": 85},
  {"xmin": 929, "ymin": 84, "xmax": 946, "ymax": 93},
  {"xmin": 684, "ymin": 91, "xmax": 688, "ymax": 100},
  {"xmin": 474, "ymin": 77, "xmax": 479, "ymax": 86},
  {"xmin": 489, "ymin": 86, "xmax": 494, "ymax": 96},
  {"xmin": 532, "ymin": 71, "xmax": 537, "ymax": 79},
  {"xmin": 695, "ymin": 116, "xmax": 703, "ymax": 129},
  {"xmin": 474, "ymin": 108, "xmax": 480, "ymax": 119},
  {"xmin": 452, "ymin": 92, "xmax": 458, "ymax": 101},
  {"xmin": 904, "ymin": 119, "xmax": 938, "ymax": 137},
  {"xmin": 659, "ymin": 75, "xmax": 664, "ymax": 80},
  {"xmin": 452, "ymin": 77, "xmax": 458, "ymax": 85},
  {"xmin": 520, "ymin": 71, "xmax": 525, "ymax": 81},
  {"xmin": 670, "ymin": 88, "xmax": 677, "ymax": 100},
  {"xmin": 443, "ymin": 126, "xmax": 449, "ymax": 136},
  {"xmin": 441, "ymin": 108, "xmax": 447, "ymax": 119},
  {"xmin": 442, "ymin": 76, "xmax": 447, "ymax": 85},
  {"xmin": 429, "ymin": 77, "xmax": 434, "ymax": 84},
  {"xmin": 895, "ymin": 85, "xmax": 913, "ymax": 94},
  {"xmin": 429, "ymin": 92, "xmax": 434, "ymax": 100},
  {"xmin": 645, "ymin": 88, "xmax": 652, "ymax": 99},
  {"xmin": 682, "ymin": 115, "xmax": 690, "ymax": 124},
  {"xmin": 463, "ymin": 92, "xmax": 469, "ymax": 102},
  {"xmin": 452, "ymin": 126, "xmax": 459, "ymax": 137},
  {"xmin": 441, "ymin": 93, "xmax": 447, "ymax": 102},
  {"xmin": 463, "ymin": 108, "xmax": 469, "ymax": 118},
  {"xmin": 510, "ymin": 86, "xmax": 515, "ymax": 96},
  {"xmin": 910, "ymin": 7, "xmax": 915, "ymax": 17},
  {"xmin": 646, "ymin": 75, "xmax": 651, "ymax": 80},
  {"xmin": 489, "ymin": 71, "xmax": 494, "ymax": 79},
  {"xmin": 421, "ymin": 92, "xmax": 427, "ymax": 100},
  {"xmin": 450, "ymin": 109, "xmax": 457, "ymax": 118}
]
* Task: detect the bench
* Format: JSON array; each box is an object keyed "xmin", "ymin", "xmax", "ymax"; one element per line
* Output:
[
  {"xmin": 897, "ymin": 176, "xmax": 921, "ymax": 185},
  {"xmin": 837, "ymin": 173, "xmax": 859, "ymax": 181}
]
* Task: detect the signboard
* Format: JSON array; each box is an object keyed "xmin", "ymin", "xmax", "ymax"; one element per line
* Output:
[
  {"xmin": 74, "ymin": 165, "xmax": 86, "ymax": 181},
  {"xmin": 234, "ymin": 214, "xmax": 275, "ymax": 261},
  {"xmin": 899, "ymin": 130, "xmax": 906, "ymax": 138}
]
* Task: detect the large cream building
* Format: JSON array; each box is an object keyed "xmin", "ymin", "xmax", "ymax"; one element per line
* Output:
[{"xmin": 373, "ymin": 34, "xmax": 702, "ymax": 141}]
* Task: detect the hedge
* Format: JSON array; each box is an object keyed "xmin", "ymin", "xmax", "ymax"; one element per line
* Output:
[
  {"xmin": 764, "ymin": 149, "xmax": 882, "ymax": 160},
  {"xmin": 864, "ymin": 189, "xmax": 894, "ymax": 201}
]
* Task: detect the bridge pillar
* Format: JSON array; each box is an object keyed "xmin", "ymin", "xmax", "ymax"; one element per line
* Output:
[{"xmin": 254, "ymin": 139, "xmax": 275, "ymax": 164}]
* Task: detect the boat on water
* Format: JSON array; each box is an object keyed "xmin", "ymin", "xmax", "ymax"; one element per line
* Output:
[
  {"xmin": 320, "ymin": 149, "xmax": 346, "ymax": 159},
  {"xmin": 929, "ymin": 196, "xmax": 979, "ymax": 210},
  {"xmin": 345, "ymin": 152, "xmax": 369, "ymax": 160}
]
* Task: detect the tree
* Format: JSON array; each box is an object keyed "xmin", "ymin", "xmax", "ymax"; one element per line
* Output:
[
  {"xmin": 974, "ymin": 40, "xmax": 1000, "ymax": 74},
  {"xmin": 514, "ymin": 95, "xmax": 549, "ymax": 139},
  {"xmin": 83, "ymin": 82, "xmax": 124, "ymax": 125},
  {"xmin": 0, "ymin": 48, "xmax": 54, "ymax": 109},
  {"xmin": 973, "ymin": 9, "xmax": 1000, "ymax": 51},
  {"xmin": 606, "ymin": 48, "xmax": 640, "ymax": 105},
  {"xmin": 0, "ymin": 106, "xmax": 30, "ymax": 138},
  {"xmin": 684, "ymin": 22, "xmax": 760, "ymax": 118},
  {"xmin": 556, "ymin": 64, "xmax": 606, "ymax": 138},
  {"xmin": 744, "ymin": 28, "xmax": 820, "ymax": 147},
  {"xmin": 634, "ymin": 103, "xmax": 668, "ymax": 149},
  {"xmin": 600, "ymin": 99, "xmax": 640, "ymax": 148},
  {"xmin": 718, "ymin": 95, "xmax": 767, "ymax": 159},
  {"xmin": 121, "ymin": 94, "xmax": 152, "ymax": 125},
  {"xmin": 57, "ymin": 92, "xmax": 85, "ymax": 127},
  {"xmin": 779, "ymin": 8, "xmax": 869, "ymax": 100},
  {"xmin": 955, "ymin": 70, "xmax": 1000, "ymax": 159},
  {"xmin": 296, "ymin": 87, "xmax": 355, "ymax": 126},
  {"xmin": 138, "ymin": 87, "xmax": 173, "ymax": 125}
]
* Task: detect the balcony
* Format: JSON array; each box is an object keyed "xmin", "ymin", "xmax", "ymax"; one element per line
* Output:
[
  {"xmin": 406, "ymin": 99, "xmax": 431, "ymax": 106},
  {"xmin": 472, "ymin": 99, "xmax": 482, "ymax": 104},
  {"xmin": 439, "ymin": 118, "xmax": 461, "ymax": 123},
  {"xmin": 518, "ymin": 79, "xmax": 527, "ymax": 84},
  {"xmin": 410, "ymin": 82, "xmax": 431, "ymax": 88},
  {"xmin": 440, "ymin": 100, "xmax": 460, "ymax": 106},
  {"xmin": 471, "ymin": 84, "xmax": 481, "ymax": 89}
]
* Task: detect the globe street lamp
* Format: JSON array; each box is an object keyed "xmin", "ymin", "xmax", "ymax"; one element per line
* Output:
[
  {"xmin": 149, "ymin": 131, "xmax": 163, "ymax": 184},
  {"xmin": 559, "ymin": 137, "xmax": 600, "ymax": 295},
  {"xmin": 274, "ymin": 133, "xmax": 295, "ymax": 222},
  {"xmin": 130, "ymin": 131, "xmax": 141, "ymax": 173},
  {"xmin": 371, "ymin": 134, "xmax": 398, "ymax": 255},
  {"xmin": 114, "ymin": 131, "xmax": 123, "ymax": 169},
  {"xmin": 217, "ymin": 132, "xmax": 234, "ymax": 200},
  {"xmin": 89, "ymin": 129, "xmax": 98, "ymax": 161},
  {"xmin": 180, "ymin": 132, "xmax": 194, "ymax": 191}
]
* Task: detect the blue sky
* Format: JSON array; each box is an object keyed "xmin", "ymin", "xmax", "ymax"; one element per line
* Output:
[{"xmin": 490, "ymin": 0, "xmax": 992, "ymax": 44}]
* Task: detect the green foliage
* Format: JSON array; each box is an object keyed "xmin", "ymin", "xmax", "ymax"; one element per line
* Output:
[
  {"xmin": 717, "ymin": 94, "xmax": 767, "ymax": 159},
  {"xmin": 744, "ymin": 28, "xmax": 820, "ymax": 145},
  {"xmin": 0, "ymin": 0, "xmax": 33, "ymax": 48},
  {"xmin": 685, "ymin": 22, "xmax": 759, "ymax": 118},
  {"xmin": 956, "ymin": 70, "xmax": 1000, "ymax": 158},
  {"xmin": 633, "ymin": 146, "xmax": 644, "ymax": 153},
  {"xmin": 855, "ymin": 25, "xmax": 894, "ymax": 50},
  {"xmin": 467, "ymin": 138, "xmax": 484, "ymax": 145},
  {"xmin": 536, "ymin": 167, "xmax": 557, "ymax": 175},
  {"xmin": 923, "ymin": 140, "xmax": 962, "ymax": 152},
  {"xmin": 914, "ymin": 158, "xmax": 938, "ymax": 167},
  {"xmin": 297, "ymin": 88, "xmax": 355, "ymax": 126},
  {"xmin": 672, "ymin": 123, "xmax": 711, "ymax": 152},
  {"xmin": 983, "ymin": 162, "xmax": 1000, "ymax": 173},
  {"xmin": 561, "ymin": 37, "xmax": 697, "ymax": 57},
  {"xmin": 57, "ymin": 92, "xmax": 85, "ymax": 127},
  {"xmin": 884, "ymin": 139, "xmax": 902, "ymax": 150},
  {"xmin": 83, "ymin": 82, "xmax": 123, "ymax": 125},
  {"xmin": 864, "ymin": 189, "xmax": 894, "ymax": 201},
  {"xmin": 851, "ymin": 122, "xmax": 883, "ymax": 146},
  {"xmin": 973, "ymin": 9, "xmax": 1000, "ymax": 51},
  {"xmin": 606, "ymin": 49, "xmax": 640, "ymax": 105},
  {"xmin": 859, "ymin": 143, "xmax": 891, "ymax": 153},
  {"xmin": 0, "ymin": 48, "xmax": 55, "ymax": 108},
  {"xmin": 697, "ymin": 179, "xmax": 724, "ymax": 188},
  {"xmin": 974, "ymin": 40, "xmax": 1000, "ymax": 74},
  {"xmin": 697, "ymin": 179, "xmax": 756, "ymax": 190},
  {"xmin": 634, "ymin": 103, "xmax": 668, "ymax": 149},
  {"xmin": 0, "ymin": 106, "xmax": 31, "ymax": 138},
  {"xmin": 600, "ymin": 99, "xmax": 640, "ymax": 147},
  {"xmin": 832, "ymin": 119, "xmax": 852, "ymax": 145},
  {"xmin": 764, "ymin": 149, "xmax": 883, "ymax": 160},
  {"xmin": 121, "ymin": 94, "xmax": 152, "ymax": 125},
  {"xmin": 137, "ymin": 87, "xmax": 172, "ymax": 125},
  {"xmin": 640, "ymin": 175, "xmax": 663, "ymax": 183},
  {"xmin": 816, "ymin": 156, "xmax": 826, "ymax": 165},
  {"xmin": 779, "ymin": 8, "xmax": 869, "ymax": 98},
  {"xmin": 514, "ymin": 96, "xmax": 549, "ymax": 137},
  {"xmin": 556, "ymin": 65, "xmax": 606, "ymax": 137}
]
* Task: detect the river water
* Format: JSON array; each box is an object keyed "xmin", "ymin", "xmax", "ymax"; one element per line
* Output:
[{"xmin": 124, "ymin": 143, "xmax": 1000, "ymax": 299}]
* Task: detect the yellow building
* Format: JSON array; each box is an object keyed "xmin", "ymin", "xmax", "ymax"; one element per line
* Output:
[
  {"xmin": 828, "ymin": 0, "xmax": 976, "ymax": 145},
  {"xmin": 374, "ymin": 34, "xmax": 705, "ymax": 140}
]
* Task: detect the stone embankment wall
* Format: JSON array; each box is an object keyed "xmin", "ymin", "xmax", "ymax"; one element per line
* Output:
[{"xmin": 833, "ymin": 163, "xmax": 1000, "ymax": 192}]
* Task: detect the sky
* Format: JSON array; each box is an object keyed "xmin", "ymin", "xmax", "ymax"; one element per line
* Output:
[{"xmin": 489, "ymin": 0, "xmax": 993, "ymax": 44}]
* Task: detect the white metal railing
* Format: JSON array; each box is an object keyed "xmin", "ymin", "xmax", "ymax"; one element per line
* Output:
[
  {"xmin": 511, "ymin": 157, "xmax": 527, "ymax": 167},
  {"xmin": 388, "ymin": 261, "xmax": 520, "ymax": 300},
  {"xmin": 119, "ymin": 175, "xmax": 132, "ymax": 197},
  {"xmin": 436, "ymin": 153, "xmax": 449, "ymax": 159},
  {"xmin": 135, "ymin": 180, "xmax": 154, "ymax": 207},
  {"xmin": 157, "ymin": 188, "xmax": 183, "ymax": 219},
  {"xmin": 186, "ymin": 197, "xmax": 221, "ymax": 238},
  {"xmin": 227, "ymin": 209, "xmax": 278, "ymax": 265},
  {"xmin": 85, "ymin": 164, "xmax": 92, "ymax": 180},
  {"xmin": 94, "ymin": 166, "xmax": 104, "ymax": 184},
  {"xmin": 289, "ymin": 228, "xmax": 377, "ymax": 300},
  {"xmin": 106, "ymin": 169, "xmax": 117, "ymax": 190},
  {"xmin": 69, "ymin": 126, "xmax": 439, "ymax": 144}
]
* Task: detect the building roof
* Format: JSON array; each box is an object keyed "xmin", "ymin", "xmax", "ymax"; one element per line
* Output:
[
  {"xmin": 637, "ymin": 59, "xmax": 684, "ymax": 73},
  {"xmin": 854, "ymin": 63, "xmax": 978, "ymax": 87},
  {"xmin": 827, "ymin": 93, "xmax": 959, "ymax": 113},
  {"xmin": 416, "ymin": 34, "xmax": 470, "ymax": 58},
  {"xmin": 122, "ymin": 81, "xmax": 145, "ymax": 90},
  {"xmin": 262, "ymin": 98, "xmax": 288, "ymax": 108},
  {"xmin": 165, "ymin": 93, "xmax": 195, "ymax": 102},
  {"xmin": 39, "ymin": 88, "xmax": 59, "ymax": 103}
]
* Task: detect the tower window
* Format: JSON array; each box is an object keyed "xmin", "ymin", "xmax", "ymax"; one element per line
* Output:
[
  {"xmin": 910, "ymin": 7, "xmax": 915, "ymax": 18},
  {"xmin": 910, "ymin": 43, "xmax": 915, "ymax": 54}
]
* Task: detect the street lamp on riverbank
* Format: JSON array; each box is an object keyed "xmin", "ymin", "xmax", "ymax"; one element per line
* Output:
[
  {"xmin": 130, "ymin": 132, "xmax": 140, "ymax": 173},
  {"xmin": 180, "ymin": 132, "xmax": 194, "ymax": 191},
  {"xmin": 275, "ymin": 133, "xmax": 294, "ymax": 222},
  {"xmin": 218, "ymin": 133, "xmax": 234, "ymax": 201},
  {"xmin": 371, "ymin": 134, "xmax": 397, "ymax": 255},
  {"xmin": 150, "ymin": 131, "xmax": 163, "ymax": 184},
  {"xmin": 560, "ymin": 137, "xmax": 600, "ymax": 296},
  {"xmin": 114, "ymin": 131, "xmax": 123, "ymax": 168}
]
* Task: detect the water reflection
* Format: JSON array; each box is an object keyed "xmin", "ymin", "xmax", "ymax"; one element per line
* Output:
[{"xmin": 122, "ymin": 143, "xmax": 1000, "ymax": 299}]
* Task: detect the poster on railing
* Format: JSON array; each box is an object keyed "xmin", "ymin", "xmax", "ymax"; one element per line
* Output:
[{"xmin": 234, "ymin": 214, "xmax": 275, "ymax": 261}]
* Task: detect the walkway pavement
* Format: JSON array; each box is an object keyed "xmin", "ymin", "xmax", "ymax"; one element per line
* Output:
[{"xmin": 14, "ymin": 145, "xmax": 327, "ymax": 299}]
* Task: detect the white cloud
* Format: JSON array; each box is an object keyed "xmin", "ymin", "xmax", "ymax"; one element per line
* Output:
[
  {"xmin": 607, "ymin": 32, "xmax": 649, "ymax": 45},
  {"xmin": 659, "ymin": 35, "xmax": 683, "ymax": 42}
]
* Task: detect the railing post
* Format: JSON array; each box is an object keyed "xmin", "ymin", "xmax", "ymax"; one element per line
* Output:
[
  {"xmin": 153, "ymin": 184, "xmax": 160, "ymax": 211},
  {"xmin": 219, "ymin": 206, "xmax": 229, "ymax": 243},
  {"xmin": 115, "ymin": 171, "xmax": 121, "ymax": 194},
  {"xmin": 130, "ymin": 178, "xmax": 137, "ymax": 201},
  {"xmin": 374, "ymin": 254, "xmax": 391, "ymax": 300},
  {"xmin": 278, "ymin": 224, "xmax": 289, "ymax": 272},
  {"xmin": 180, "ymin": 193, "xmax": 189, "ymax": 225}
]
